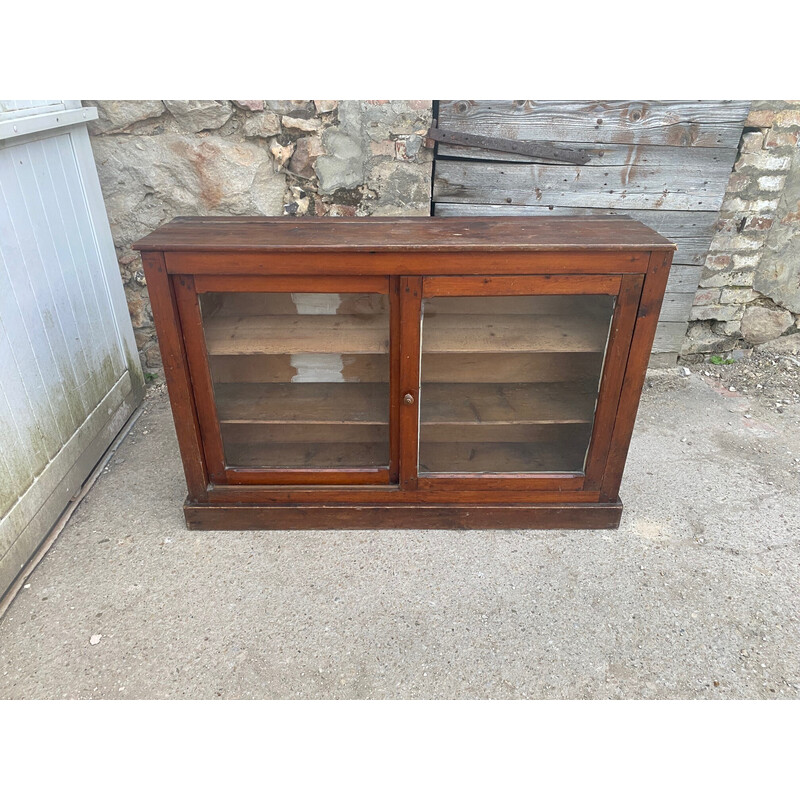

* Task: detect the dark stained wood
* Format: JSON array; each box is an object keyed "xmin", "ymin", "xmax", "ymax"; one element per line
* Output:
[
  {"xmin": 132, "ymin": 215, "xmax": 674, "ymax": 252},
  {"xmin": 163, "ymin": 250, "xmax": 652, "ymax": 276},
  {"xmin": 418, "ymin": 440, "xmax": 587, "ymax": 474},
  {"xmin": 138, "ymin": 215, "xmax": 673, "ymax": 529},
  {"xmin": 389, "ymin": 276, "xmax": 401, "ymax": 484},
  {"xmin": 601, "ymin": 249, "xmax": 674, "ymax": 501},
  {"xmin": 173, "ymin": 275, "xmax": 227, "ymax": 483},
  {"xmin": 194, "ymin": 275, "xmax": 389, "ymax": 294},
  {"xmin": 184, "ymin": 500, "xmax": 624, "ymax": 530},
  {"xmin": 225, "ymin": 467, "xmax": 391, "ymax": 486},
  {"xmin": 206, "ymin": 485, "xmax": 602, "ymax": 505},
  {"xmin": 422, "ymin": 274, "xmax": 620, "ymax": 297},
  {"xmin": 399, "ymin": 276, "xmax": 422, "ymax": 489},
  {"xmin": 140, "ymin": 252, "xmax": 209, "ymax": 502},
  {"xmin": 225, "ymin": 442, "xmax": 389, "ymax": 469},
  {"xmin": 583, "ymin": 274, "xmax": 644, "ymax": 490}
]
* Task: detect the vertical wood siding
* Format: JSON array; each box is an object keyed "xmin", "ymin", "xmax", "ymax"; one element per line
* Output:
[
  {"xmin": 0, "ymin": 104, "xmax": 143, "ymax": 596},
  {"xmin": 432, "ymin": 100, "xmax": 750, "ymax": 365}
]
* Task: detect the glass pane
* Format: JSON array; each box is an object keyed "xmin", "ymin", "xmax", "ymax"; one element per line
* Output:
[
  {"xmin": 418, "ymin": 294, "xmax": 615, "ymax": 474},
  {"xmin": 199, "ymin": 292, "xmax": 390, "ymax": 469}
]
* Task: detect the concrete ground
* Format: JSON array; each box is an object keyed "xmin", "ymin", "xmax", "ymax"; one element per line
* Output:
[{"xmin": 1, "ymin": 361, "xmax": 799, "ymax": 699}]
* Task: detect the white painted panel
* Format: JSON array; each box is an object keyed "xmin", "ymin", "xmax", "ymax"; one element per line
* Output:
[{"xmin": 0, "ymin": 103, "xmax": 144, "ymax": 597}]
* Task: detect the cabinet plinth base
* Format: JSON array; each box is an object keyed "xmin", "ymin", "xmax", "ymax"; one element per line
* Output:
[{"xmin": 183, "ymin": 500, "xmax": 623, "ymax": 530}]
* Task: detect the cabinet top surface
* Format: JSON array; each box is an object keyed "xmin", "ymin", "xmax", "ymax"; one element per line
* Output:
[{"xmin": 132, "ymin": 215, "xmax": 676, "ymax": 253}]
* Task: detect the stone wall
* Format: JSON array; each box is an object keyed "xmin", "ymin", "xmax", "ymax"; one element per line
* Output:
[
  {"xmin": 84, "ymin": 100, "xmax": 433, "ymax": 372},
  {"xmin": 683, "ymin": 101, "xmax": 800, "ymax": 360}
]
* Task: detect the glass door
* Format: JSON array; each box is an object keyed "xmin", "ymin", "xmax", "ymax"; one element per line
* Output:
[
  {"xmin": 412, "ymin": 275, "xmax": 644, "ymax": 490},
  {"xmin": 174, "ymin": 275, "xmax": 398, "ymax": 485}
]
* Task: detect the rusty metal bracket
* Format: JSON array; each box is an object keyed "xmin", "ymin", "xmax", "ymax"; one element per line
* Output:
[{"xmin": 425, "ymin": 123, "xmax": 591, "ymax": 165}]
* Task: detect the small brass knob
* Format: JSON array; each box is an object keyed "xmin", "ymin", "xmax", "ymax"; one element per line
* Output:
[{"xmin": 403, "ymin": 393, "xmax": 414, "ymax": 405}]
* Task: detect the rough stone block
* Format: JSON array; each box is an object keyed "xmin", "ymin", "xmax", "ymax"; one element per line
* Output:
[
  {"xmin": 163, "ymin": 100, "xmax": 233, "ymax": 132},
  {"xmin": 242, "ymin": 112, "xmax": 280, "ymax": 138},
  {"xmin": 681, "ymin": 322, "xmax": 738, "ymax": 355},
  {"xmin": 315, "ymin": 128, "xmax": 366, "ymax": 193},
  {"xmin": 740, "ymin": 306, "xmax": 794, "ymax": 344},
  {"xmin": 289, "ymin": 136, "xmax": 325, "ymax": 178},
  {"xmin": 774, "ymin": 110, "xmax": 800, "ymax": 128},
  {"xmin": 735, "ymin": 153, "xmax": 792, "ymax": 172},
  {"xmin": 705, "ymin": 254, "xmax": 732, "ymax": 270},
  {"xmin": 689, "ymin": 304, "xmax": 743, "ymax": 322},
  {"xmin": 740, "ymin": 131, "xmax": 765, "ymax": 153},
  {"xmin": 745, "ymin": 109, "xmax": 776, "ymax": 128},
  {"xmin": 282, "ymin": 116, "xmax": 322, "ymax": 133},
  {"xmin": 719, "ymin": 287, "xmax": 761, "ymax": 304},
  {"xmin": 765, "ymin": 130, "xmax": 799, "ymax": 148},
  {"xmin": 86, "ymin": 100, "xmax": 165, "ymax": 134},
  {"xmin": 755, "ymin": 332, "xmax": 800, "ymax": 354},
  {"xmin": 314, "ymin": 100, "xmax": 338, "ymax": 114},
  {"xmin": 234, "ymin": 100, "xmax": 265, "ymax": 112},
  {"xmin": 266, "ymin": 101, "xmax": 315, "ymax": 117},
  {"xmin": 699, "ymin": 269, "xmax": 755, "ymax": 289},
  {"xmin": 693, "ymin": 287, "xmax": 721, "ymax": 305},
  {"xmin": 758, "ymin": 174, "xmax": 788, "ymax": 192},
  {"xmin": 743, "ymin": 216, "xmax": 775, "ymax": 231}
]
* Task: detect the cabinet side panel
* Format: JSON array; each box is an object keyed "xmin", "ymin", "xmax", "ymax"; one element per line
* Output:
[
  {"xmin": 141, "ymin": 252, "xmax": 208, "ymax": 502},
  {"xmin": 600, "ymin": 250, "xmax": 673, "ymax": 501},
  {"xmin": 583, "ymin": 273, "xmax": 644, "ymax": 490}
]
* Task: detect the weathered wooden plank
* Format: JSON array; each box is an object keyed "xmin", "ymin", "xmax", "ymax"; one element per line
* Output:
[
  {"xmin": 438, "ymin": 100, "xmax": 751, "ymax": 148},
  {"xmin": 658, "ymin": 292, "xmax": 697, "ymax": 323},
  {"xmin": 434, "ymin": 204, "xmax": 716, "ymax": 245},
  {"xmin": 652, "ymin": 321, "xmax": 689, "ymax": 354},
  {"xmin": 437, "ymin": 140, "xmax": 738, "ymax": 167},
  {"xmin": 433, "ymin": 160, "xmax": 731, "ymax": 211},
  {"xmin": 434, "ymin": 205, "xmax": 711, "ymax": 265},
  {"xmin": 666, "ymin": 264, "xmax": 703, "ymax": 294}
]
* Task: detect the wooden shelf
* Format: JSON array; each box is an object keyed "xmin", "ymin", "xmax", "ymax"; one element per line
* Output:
[
  {"xmin": 420, "ymin": 352, "xmax": 603, "ymax": 384},
  {"xmin": 422, "ymin": 314, "xmax": 610, "ymax": 353},
  {"xmin": 204, "ymin": 314, "xmax": 389, "ymax": 355},
  {"xmin": 204, "ymin": 313, "xmax": 609, "ymax": 357},
  {"xmin": 220, "ymin": 421, "xmax": 387, "ymax": 444},
  {"xmin": 224, "ymin": 441, "xmax": 389, "ymax": 468},
  {"xmin": 420, "ymin": 422, "xmax": 592, "ymax": 443},
  {"xmin": 214, "ymin": 382, "xmax": 389, "ymax": 424},
  {"xmin": 214, "ymin": 381, "xmax": 597, "ymax": 427},
  {"xmin": 420, "ymin": 382, "xmax": 598, "ymax": 425},
  {"xmin": 209, "ymin": 353, "xmax": 388, "ymax": 384},
  {"xmin": 418, "ymin": 441, "xmax": 587, "ymax": 473}
]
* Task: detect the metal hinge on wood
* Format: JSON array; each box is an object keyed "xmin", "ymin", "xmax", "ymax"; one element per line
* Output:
[{"xmin": 425, "ymin": 122, "xmax": 591, "ymax": 165}]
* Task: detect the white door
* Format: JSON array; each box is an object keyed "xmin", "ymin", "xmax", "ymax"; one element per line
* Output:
[{"xmin": 0, "ymin": 100, "xmax": 144, "ymax": 597}]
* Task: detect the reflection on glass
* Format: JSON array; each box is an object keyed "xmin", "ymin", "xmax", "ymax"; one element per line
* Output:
[
  {"xmin": 199, "ymin": 292, "xmax": 390, "ymax": 469},
  {"xmin": 418, "ymin": 295, "xmax": 615, "ymax": 473}
]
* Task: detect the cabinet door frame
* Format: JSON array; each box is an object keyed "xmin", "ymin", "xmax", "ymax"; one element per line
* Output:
[
  {"xmin": 408, "ymin": 273, "xmax": 644, "ymax": 492},
  {"xmin": 173, "ymin": 273, "xmax": 400, "ymax": 486}
]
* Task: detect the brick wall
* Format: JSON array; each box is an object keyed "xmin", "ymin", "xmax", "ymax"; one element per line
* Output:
[{"xmin": 682, "ymin": 101, "xmax": 800, "ymax": 360}]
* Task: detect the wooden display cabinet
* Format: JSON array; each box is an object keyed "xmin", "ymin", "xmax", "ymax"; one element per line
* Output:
[{"xmin": 133, "ymin": 216, "xmax": 674, "ymax": 530}]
